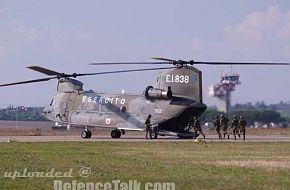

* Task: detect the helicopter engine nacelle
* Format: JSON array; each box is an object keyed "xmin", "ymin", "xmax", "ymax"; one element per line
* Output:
[{"xmin": 144, "ymin": 86, "xmax": 172, "ymax": 100}]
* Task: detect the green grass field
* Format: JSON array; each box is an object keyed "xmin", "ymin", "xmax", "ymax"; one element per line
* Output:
[{"xmin": 1, "ymin": 141, "xmax": 290, "ymax": 190}]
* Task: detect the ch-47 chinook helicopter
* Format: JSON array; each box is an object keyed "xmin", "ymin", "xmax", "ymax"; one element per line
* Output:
[{"xmin": 0, "ymin": 57, "xmax": 289, "ymax": 139}]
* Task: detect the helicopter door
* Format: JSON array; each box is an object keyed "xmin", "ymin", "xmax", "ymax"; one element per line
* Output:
[{"xmin": 64, "ymin": 93, "xmax": 77, "ymax": 121}]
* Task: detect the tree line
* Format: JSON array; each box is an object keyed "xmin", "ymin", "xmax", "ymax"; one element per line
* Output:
[
  {"xmin": 0, "ymin": 106, "xmax": 47, "ymax": 121},
  {"xmin": 200, "ymin": 109, "xmax": 287, "ymax": 125}
]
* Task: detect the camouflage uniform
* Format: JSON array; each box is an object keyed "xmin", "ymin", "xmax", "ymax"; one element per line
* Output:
[
  {"xmin": 238, "ymin": 116, "xmax": 247, "ymax": 141},
  {"xmin": 220, "ymin": 114, "xmax": 229, "ymax": 139},
  {"xmin": 231, "ymin": 116, "xmax": 239, "ymax": 140},
  {"xmin": 193, "ymin": 117, "xmax": 205, "ymax": 139},
  {"xmin": 145, "ymin": 115, "xmax": 152, "ymax": 139},
  {"xmin": 213, "ymin": 116, "xmax": 222, "ymax": 139}
]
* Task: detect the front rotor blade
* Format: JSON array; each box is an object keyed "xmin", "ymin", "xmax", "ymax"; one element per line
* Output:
[
  {"xmin": 0, "ymin": 77, "xmax": 57, "ymax": 87},
  {"xmin": 75, "ymin": 67, "xmax": 175, "ymax": 77},
  {"xmin": 27, "ymin": 65, "xmax": 61, "ymax": 76}
]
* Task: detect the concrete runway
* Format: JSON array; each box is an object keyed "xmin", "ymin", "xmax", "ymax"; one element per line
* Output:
[{"xmin": 1, "ymin": 135, "xmax": 290, "ymax": 142}]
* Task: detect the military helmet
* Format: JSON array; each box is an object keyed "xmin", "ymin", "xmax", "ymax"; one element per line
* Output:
[
  {"xmin": 240, "ymin": 116, "xmax": 244, "ymax": 119},
  {"xmin": 233, "ymin": 115, "xmax": 237, "ymax": 119}
]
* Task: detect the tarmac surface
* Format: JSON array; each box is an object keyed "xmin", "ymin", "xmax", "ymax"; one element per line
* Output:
[{"xmin": 1, "ymin": 135, "xmax": 290, "ymax": 142}]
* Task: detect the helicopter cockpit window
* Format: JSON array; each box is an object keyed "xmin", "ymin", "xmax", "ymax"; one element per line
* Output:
[
  {"xmin": 231, "ymin": 76, "xmax": 239, "ymax": 81},
  {"xmin": 76, "ymin": 84, "xmax": 83, "ymax": 91},
  {"xmin": 224, "ymin": 76, "xmax": 239, "ymax": 81}
]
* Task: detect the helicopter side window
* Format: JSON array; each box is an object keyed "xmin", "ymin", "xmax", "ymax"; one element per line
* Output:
[{"xmin": 50, "ymin": 99, "xmax": 54, "ymax": 106}]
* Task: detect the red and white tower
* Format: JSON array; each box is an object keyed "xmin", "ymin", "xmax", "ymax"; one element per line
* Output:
[{"xmin": 208, "ymin": 73, "xmax": 241, "ymax": 115}]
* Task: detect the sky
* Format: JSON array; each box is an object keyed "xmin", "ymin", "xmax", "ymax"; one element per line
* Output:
[{"xmin": 1, "ymin": 0, "xmax": 290, "ymax": 107}]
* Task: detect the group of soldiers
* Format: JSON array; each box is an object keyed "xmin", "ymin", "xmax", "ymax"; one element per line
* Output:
[
  {"xmin": 144, "ymin": 114, "xmax": 247, "ymax": 141},
  {"xmin": 191, "ymin": 115, "xmax": 247, "ymax": 140},
  {"xmin": 214, "ymin": 114, "xmax": 247, "ymax": 141}
]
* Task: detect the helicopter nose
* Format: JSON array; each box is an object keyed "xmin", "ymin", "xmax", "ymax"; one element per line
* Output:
[{"xmin": 42, "ymin": 107, "xmax": 52, "ymax": 117}]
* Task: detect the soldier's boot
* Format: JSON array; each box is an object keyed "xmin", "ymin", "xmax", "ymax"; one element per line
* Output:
[
  {"xmin": 227, "ymin": 134, "xmax": 230, "ymax": 139},
  {"xmin": 233, "ymin": 133, "xmax": 237, "ymax": 140},
  {"xmin": 243, "ymin": 133, "xmax": 245, "ymax": 141},
  {"xmin": 200, "ymin": 131, "xmax": 205, "ymax": 139},
  {"xmin": 218, "ymin": 132, "xmax": 222, "ymax": 139},
  {"xmin": 238, "ymin": 133, "xmax": 241, "ymax": 138},
  {"xmin": 194, "ymin": 131, "xmax": 198, "ymax": 139}
]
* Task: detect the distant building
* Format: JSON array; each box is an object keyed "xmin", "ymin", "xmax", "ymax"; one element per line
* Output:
[{"xmin": 275, "ymin": 102, "xmax": 290, "ymax": 118}]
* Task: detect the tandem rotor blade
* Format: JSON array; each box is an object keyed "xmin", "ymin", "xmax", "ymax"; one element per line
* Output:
[
  {"xmin": 190, "ymin": 61, "xmax": 290, "ymax": 65},
  {"xmin": 90, "ymin": 57, "xmax": 176, "ymax": 65},
  {"xmin": 91, "ymin": 57, "xmax": 290, "ymax": 66},
  {"xmin": 151, "ymin": 57, "xmax": 175, "ymax": 62},
  {"xmin": 27, "ymin": 65, "xmax": 61, "ymax": 76},
  {"xmin": 89, "ymin": 62, "xmax": 168, "ymax": 65},
  {"xmin": 75, "ymin": 67, "xmax": 175, "ymax": 77},
  {"xmin": 0, "ymin": 77, "xmax": 57, "ymax": 87},
  {"xmin": 0, "ymin": 66, "xmax": 174, "ymax": 88}
]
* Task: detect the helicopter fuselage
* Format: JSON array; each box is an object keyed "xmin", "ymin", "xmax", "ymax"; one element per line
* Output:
[
  {"xmin": 43, "ymin": 89, "xmax": 206, "ymax": 132},
  {"xmin": 42, "ymin": 66, "xmax": 207, "ymax": 135}
]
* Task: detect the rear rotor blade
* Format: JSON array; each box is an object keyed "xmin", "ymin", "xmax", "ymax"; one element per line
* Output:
[
  {"xmin": 90, "ymin": 57, "xmax": 176, "ymax": 66},
  {"xmin": 91, "ymin": 56, "xmax": 290, "ymax": 66},
  {"xmin": 0, "ymin": 77, "xmax": 57, "ymax": 87},
  {"xmin": 191, "ymin": 61, "xmax": 290, "ymax": 65},
  {"xmin": 75, "ymin": 67, "xmax": 175, "ymax": 77},
  {"xmin": 90, "ymin": 58, "xmax": 290, "ymax": 66},
  {"xmin": 89, "ymin": 62, "xmax": 168, "ymax": 65},
  {"xmin": 151, "ymin": 57, "xmax": 175, "ymax": 62}
]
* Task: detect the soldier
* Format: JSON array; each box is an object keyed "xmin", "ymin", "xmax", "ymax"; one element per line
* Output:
[
  {"xmin": 193, "ymin": 116, "xmax": 205, "ymax": 139},
  {"xmin": 145, "ymin": 114, "xmax": 152, "ymax": 139},
  {"xmin": 213, "ymin": 115, "xmax": 222, "ymax": 139},
  {"xmin": 220, "ymin": 114, "xmax": 229, "ymax": 139},
  {"xmin": 231, "ymin": 115, "xmax": 239, "ymax": 140},
  {"xmin": 238, "ymin": 116, "xmax": 247, "ymax": 141}
]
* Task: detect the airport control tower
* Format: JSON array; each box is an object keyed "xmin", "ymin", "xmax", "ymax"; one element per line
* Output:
[{"xmin": 208, "ymin": 73, "xmax": 241, "ymax": 115}]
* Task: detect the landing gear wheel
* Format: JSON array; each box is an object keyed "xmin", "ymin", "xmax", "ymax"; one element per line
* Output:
[
  {"xmin": 81, "ymin": 130, "xmax": 92, "ymax": 139},
  {"xmin": 87, "ymin": 130, "xmax": 92, "ymax": 138},
  {"xmin": 81, "ymin": 131, "xmax": 87, "ymax": 138},
  {"xmin": 111, "ymin": 130, "xmax": 121, "ymax": 138}
]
